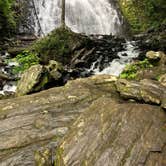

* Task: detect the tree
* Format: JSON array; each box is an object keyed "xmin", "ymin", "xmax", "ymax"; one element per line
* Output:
[
  {"xmin": 61, "ymin": 0, "xmax": 66, "ymax": 28},
  {"xmin": 0, "ymin": 0, "xmax": 16, "ymax": 36}
]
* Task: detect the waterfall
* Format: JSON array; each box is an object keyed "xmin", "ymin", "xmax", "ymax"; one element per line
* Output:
[{"xmin": 32, "ymin": 0, "xmax": 124, "ymax": 36}]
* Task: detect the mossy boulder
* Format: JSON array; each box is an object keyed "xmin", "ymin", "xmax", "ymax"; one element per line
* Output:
[
  {"xmin": 16, "ymin": 61, "xmax": 65, "ymax": 96},
  {"xmin": 120, "ymin": 51, "xmax": 166, "ymax": 80},
  {"xmin": 46, "ymin": 60, "xmax": 64, "ymax": 80},
  {"xmin": 30, "ymin": 28, "xmax": 91, "ymax": 65},
  {"xmin": 16, "ymin": 64, "xmax": 49, "ymax": 96},
  {"xmin": 54, "ymin": 97, "xmax": 166, "ymax": 166}
]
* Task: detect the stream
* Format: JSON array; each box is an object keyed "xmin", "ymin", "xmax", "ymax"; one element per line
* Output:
[{"xmin": 0, "ymin": 51, "xmax": 18, "ymax": 98}]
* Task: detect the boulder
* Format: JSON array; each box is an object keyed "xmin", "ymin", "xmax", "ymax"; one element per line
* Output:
[
  {"xmin": 0, "ymin": 57, "xmax": 5, "ymax": 66},
  {"xmin": 116, "ymin": 78, "xmax": 166, "ymax": 109},
  {"xmin": 16, "ymin": 61, "xmax": 66, "ymax": 96},
  {"xmin": 16, "ymin": 64, "xmax": 49, "ymax": 96}
]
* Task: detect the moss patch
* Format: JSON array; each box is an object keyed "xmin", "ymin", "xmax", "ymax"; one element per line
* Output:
[
  {"xmin": 120, "ymin": 59, "xmax": 153, "ymax": 79},
  {"xmin": 30, "ymin": 27, "xmax": 91, "ymax": 65}
]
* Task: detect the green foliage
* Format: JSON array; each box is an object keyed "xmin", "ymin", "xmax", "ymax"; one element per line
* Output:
[
  {"xmin": 120, "ymin": 59, "xmax": 153, "ymax": 79},
  {"xmin": 119, "ymin": 0, "xmax": 166, "ymax": 33},
  {"xmin": 0, "ymin": 0, "xmax": 16, "ymax": 36},
  {"xmin": 12, "ymin": 51, "xmax": 40, "ymax": 74},
  {"xmin": 31, "ymin": 27, "xmax": 89, "ymax": 64}
]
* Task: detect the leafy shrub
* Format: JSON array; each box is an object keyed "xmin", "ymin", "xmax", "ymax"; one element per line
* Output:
[
  {"xmin": 12, "ymin": 51, "xmax": 40, "ymax": 74},
  {"xmin": 120, "ymin": 59, "xmax": 153, "ymax": 79},
  {"xmin": 119, "ymin": 0, "xmax": 166, "ymax": 33},
  {"xmin": 0, "ymin": 0, "xmax": 16, "ymax": 36}
]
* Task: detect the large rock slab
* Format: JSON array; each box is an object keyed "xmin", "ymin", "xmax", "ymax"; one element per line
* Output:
[
  {"xmin": 0, "ymin": 75, "xmax": 165, "ymax": 165},
  {"xmin": 55, "ymin": 97, "xmax": 166, "ymax": 166},
  {"xmin": 0, "ymin": 75, "xmax": 117, "ymax": 165}
]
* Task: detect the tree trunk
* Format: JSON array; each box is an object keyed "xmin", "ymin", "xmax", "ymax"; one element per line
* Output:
[{"xmin": 61, "ymin": 0, "xmax": 66, "ymax": 28}]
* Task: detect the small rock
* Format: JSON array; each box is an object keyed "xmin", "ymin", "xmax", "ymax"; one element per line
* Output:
[
  {"xmin": 146, "ymin": 51, "xmax": 162, "ymax": 60},
  {"xmin": 0, "ymin": 72, "xmax": 10, "ymax": 80},
  {"xmin": 46, "ymin": 60, "xmax": 64, "ymax": 80}
]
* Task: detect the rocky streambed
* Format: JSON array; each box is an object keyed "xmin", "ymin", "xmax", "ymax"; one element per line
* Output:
[
  {"xmin": 0, "ymin": 51, "xmax": 18, "ymax": 99},
  {"xmin": 0, "ymin": 34, "xmax": 141, "ymax": 98}
]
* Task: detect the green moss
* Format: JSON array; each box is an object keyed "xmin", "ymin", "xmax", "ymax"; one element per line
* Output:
[
  {"xmin": 0, "ymin": 0, "xmax": 16, "ymax": 36},
  {"xmin": 9, "ymin": 50, "xmax": 40, "ymax": 74},
  {"xmin": 30, "ymin": 27, "xmax": 90, "ymax": 65},
  {"xmin": 120, "ymin": 59, "xmax": 153, "ymax": 79},
  {"xmin": 118, "ymin": 0, "xmax": 166, "ymax": 33},
  {"xmin": 54, "ymin": 147, "xmax": 64, "ymax": 166}
]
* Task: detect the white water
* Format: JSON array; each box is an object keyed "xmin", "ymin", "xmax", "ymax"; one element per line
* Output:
[
  {"xmin": 90, "ymin": 41, "xmax": 140, "ymax": 76},
  {"xmin": 33, "ymin": 0, "xmax": 123, "ymax": 35},
  {"xmin": 0, "ymin": 53, "xmax": 18, "ymax": 95}
]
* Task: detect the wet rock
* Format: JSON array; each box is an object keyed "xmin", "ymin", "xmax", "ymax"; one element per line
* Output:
[
  {"xmin": 16, "ymin": 64, "xmax": 49, "ymax": 96},
  {"xmin": 0, "ymin": 72, "xmax": 11, "ymax": 81},
  {"xmin": 7, "ymin": 47, "xmax": 26, "ymax": 57},
  {"xmin": 0, "ymin": 57, "xmax": 5, "ymax": 66},
  {"xmin": 116, "ymin": 78, "xmax": 166, "ymax": 108}
]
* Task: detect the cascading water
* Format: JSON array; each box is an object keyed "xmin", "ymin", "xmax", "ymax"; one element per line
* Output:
[
  {"xmin": 30, "ymin": 0, "xmax": 139, "ymax": 77},
  {"xmin": 90, "ymin": 41, "xmax": 140, "ymax": 76},
  {"xmin": 33, "ymin": 0, "xmax": 124, "ymax": 36}
]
